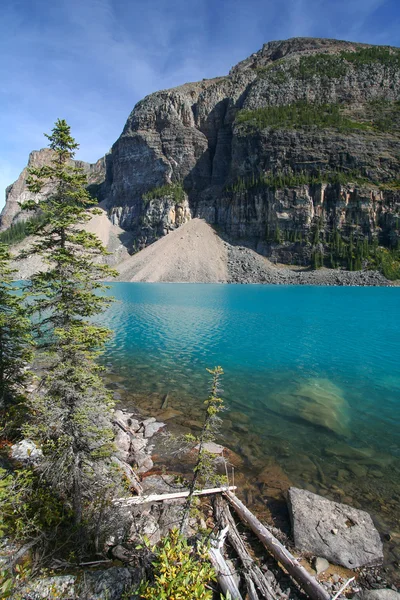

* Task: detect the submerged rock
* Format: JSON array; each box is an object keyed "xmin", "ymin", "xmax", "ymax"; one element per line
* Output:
[
  {"xmin": 288, "ymin": 487, "xmax": 384, "ymax": 569},
  {"xmin": 269, "ymin": 378, "xmax": 350, "ymax": 436},
  {"xmin": 258, "ymin": 460, "xmax": 292, "ymax": 499}
]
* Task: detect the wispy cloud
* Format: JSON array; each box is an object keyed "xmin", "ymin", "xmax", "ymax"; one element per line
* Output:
[{"xmin": 1, "ymin": 0, "xmax": 399, "ymax": 210}]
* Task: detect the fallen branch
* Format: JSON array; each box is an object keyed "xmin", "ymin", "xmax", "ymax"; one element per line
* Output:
[
  {"xmin": 112, "ymin": 456, "xmax": 143, "ymax": 496},
  {"xmin": 331, "ymin": 577, "xmax": 355, "ymax": 600},
  {"xmin": 209, "ymin": 525, "xmax": 243, "ymax": 600},
  {"xmin": 224, "ymin": 491, "xmax": 330, "ymax": 600},
  {"xmin": 161, "ymin": 393, "xmax": 169, "ymax": 409},
  {"xmin": 215, "ymin": 496, "xmax": 277, "ymax": 600},
  {"xmin": 4, "ymin": 534, "xmax": 45, "ymax": 570},
  {"xmin": 113, "ymin": 485, "xmax": 237, "ymax": 506}
]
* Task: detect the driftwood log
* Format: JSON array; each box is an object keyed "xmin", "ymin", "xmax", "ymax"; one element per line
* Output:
[
  {"xmin": 224, "ymin": 491, "xmax": 330, "ymax": 600},
  {"xmin": 113, "ymin": 485, "xmax": 237, "ymax": 505},
  {"xmin": 215, "ymin": 495, "xmax": 278, "ymax": 600},
  {"xmin": 209, "ymin": 525, "xmax": 244, "ymax": 600}
]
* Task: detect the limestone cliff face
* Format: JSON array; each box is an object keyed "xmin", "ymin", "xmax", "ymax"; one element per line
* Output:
[
  {"xmin": 2, "ymin": 38, "xmax": 400, "ymax": 263},
  {"xmin": 0, "ymin": 149, "xmax": 106, "ymax": 232},
  {"xmin": 101, "ymin": 37, "xmax": 400, "ymax": 258}
]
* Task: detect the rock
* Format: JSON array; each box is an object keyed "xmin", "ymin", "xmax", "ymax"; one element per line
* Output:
[
  {"xmin": 348, "ymin": 464, "xmax": 368, "ymax": 478},
  {"xmin": 130, "ymin": 437, "xmax": 148, "ymax": 456},
  {"xmin": 197, "ymin": 441, "xmax": 225, "ymax": 454},
  {"xmin": 15, "ymin": 575, "xmax": 76, "ymax": 598},
  {"xmin": 10, "ymin": 439, "xmax": 42, "ymax": 465},
  {"xmin": 114, "ymin": 409, "xmax": 140, "ymax": 433},
  {"xmin": 354, "ymin": 591, "xmax": 400, "ymax": 600},
  {"xmin": 257, "ymin": 460, "xmax": 292, "ymax": 499},
  {"xmin": 137, "ymin": 455, "xmax": 154, "ymax": 473},
  {"xmin": 111, "ymin": 544, "xmax": 132, "ymax": 562},
  {"xmin": 288, "ymin": 487, "xmax": 384, "ymax": 569},
  {"xmin": 157, "ymin": 407, "xmax": 183, "ymax": 420},
  {"xmin": 229, "ymin": 411, "xmax": 250, "ymax": 424},
  {"xmin": 314, "ymin": 556, "xmax": 330, "ymax": 575},
  {"xmin": 114, "ymin": 429, "xmax": 131, "ymax": 461},
  {"xmin": 269, "ymin": 378, "xmax": 350, "ymax": 436},
  {"xmin": 79, "ymin": 567, "xmax": 140, "ymax": 599},
  {"xmin": 144, "ymin": 420, "xmax": 165, "ymax": 438}
]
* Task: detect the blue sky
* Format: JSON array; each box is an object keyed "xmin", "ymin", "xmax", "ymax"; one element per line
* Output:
[{"xmin": 1, "ymin": 0, "xmax": 399, "ymax": 210}]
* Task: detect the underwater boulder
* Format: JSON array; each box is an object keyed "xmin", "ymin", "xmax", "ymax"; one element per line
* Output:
[{"xmin": 269, "ymin": 378, "xmax": 350, "ymax": 437}]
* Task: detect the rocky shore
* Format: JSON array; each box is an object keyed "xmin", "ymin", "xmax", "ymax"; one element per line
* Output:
[
  {"xmin": 227, "ymin": 243, "xmax": 392, "ymax": 286},
  {"xmin": 4, "ymin": 401, "xmax": 400, "ymax": 599}
]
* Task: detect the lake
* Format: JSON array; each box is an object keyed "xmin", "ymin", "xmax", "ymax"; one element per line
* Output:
[{"xmin": 102, "ymin": 282, "xmax": 400, "ymax": 576}]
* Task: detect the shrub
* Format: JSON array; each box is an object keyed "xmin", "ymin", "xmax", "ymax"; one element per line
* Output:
[{"xmin": 137, "ymin": 529, "xmax": 216, "ymax": 600}]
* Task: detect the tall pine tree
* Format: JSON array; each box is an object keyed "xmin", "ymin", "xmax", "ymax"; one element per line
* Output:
[{"xmin": 21, "ymin": 119, "xmax": 119, "ymax": 548}]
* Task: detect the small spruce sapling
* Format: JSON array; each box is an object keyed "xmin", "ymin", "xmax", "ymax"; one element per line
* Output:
[{"xmin": 180, "ymin": 366, "xmax": 225, "ymax": 534}]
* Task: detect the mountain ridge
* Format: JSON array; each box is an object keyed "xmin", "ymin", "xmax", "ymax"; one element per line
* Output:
[{"xmin": 2, "ymin": 36, "xmax": 400, "ymax": 277}]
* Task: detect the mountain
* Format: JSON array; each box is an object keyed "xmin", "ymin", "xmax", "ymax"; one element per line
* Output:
[
  {"xmin": 2, "ymin": 37, "xmax": 400, "ymax": 273},
  {"xmin": 0, "ymin": 148, "xmax": 106, "ymax": 232}
]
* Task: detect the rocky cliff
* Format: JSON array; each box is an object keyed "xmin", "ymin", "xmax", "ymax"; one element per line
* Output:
[
  {"xmin": 2, "ymin": 37, "xmax": 400, "ymax": 270},
  {"xmin": 0, "ymin": 149, "xmax": 106, "ymax": 232}
]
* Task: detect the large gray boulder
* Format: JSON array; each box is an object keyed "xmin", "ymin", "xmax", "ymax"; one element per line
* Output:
[
  {"xmin": 355, "ymin": 591, "xmax": 400, "ymax": 600},
  {"xmin": 288, "ymin": 487, "xmax": 383, "ymax": 569}
]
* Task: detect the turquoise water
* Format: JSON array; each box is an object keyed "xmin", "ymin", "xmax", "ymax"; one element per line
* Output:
[{"xmin": 102, "ymin": 283, "xmax": 400, "ymax": 574}]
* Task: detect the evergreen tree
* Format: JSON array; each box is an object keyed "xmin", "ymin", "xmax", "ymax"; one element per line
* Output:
[
  {"xmin": 0, "ymin": 244, "xmax": 33, "ymax": 423},
  {"xmin": 21, "ymin": 119, "xmax": 118, "ymax": 548}
]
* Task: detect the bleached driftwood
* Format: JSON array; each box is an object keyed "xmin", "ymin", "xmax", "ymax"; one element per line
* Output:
[
  {"xmin": 209, "ymin": 525, "xmax": 243, "ymax": 600},
  {"xmin": 214, "ymin": 496, "xmax": 278, "ymax": 600},
  {"xmin": 224, "ymin": 491, "xmax": 330, "ymax": 600},
  {"xmin": 331, "ymin": 577, "xmax": 355, "ymax": 600},
  {"xmin": 113, "ymin": 485, "xmax": 237, "ymax": 505}
]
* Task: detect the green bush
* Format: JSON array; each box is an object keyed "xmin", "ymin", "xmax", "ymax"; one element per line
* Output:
[
  {"xmin": 137, "ymin": 529, "xmax": 216, "ymax": 600},
  {"xmin": 0, "ymin": 465, "xmax": 68, "ymax": 541}
]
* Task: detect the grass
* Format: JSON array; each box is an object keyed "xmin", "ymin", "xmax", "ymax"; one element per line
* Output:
[{"xmin": 236, "ymin": 102, "xmax": 371, "ymax": 132}]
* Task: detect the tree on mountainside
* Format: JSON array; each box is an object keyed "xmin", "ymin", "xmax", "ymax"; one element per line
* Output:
[
  {"xmin": 0, "ymin": 244, "xmax": 33, "ymax": 428},
  {"xmin": 20, "ymin": 119, "xmax": 120, "ymax": 550}
]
